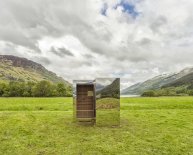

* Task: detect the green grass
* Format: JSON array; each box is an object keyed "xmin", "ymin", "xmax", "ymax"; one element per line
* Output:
[
  {"xmin": 96, "ymin": 98, "xmax": 120, "ymax": 126},
  {"xmin": 1, "ymin": 97, "xmax": 193, "ymax": 154},
  {"xmin": 0, "ymin": 98, "xmax": 72, "ymax": 111},
  {"xmin": 96, "ymin": 98, "xmax": 119, "ymax": 109}
]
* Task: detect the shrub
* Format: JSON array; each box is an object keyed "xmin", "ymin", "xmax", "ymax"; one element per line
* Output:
[
  {"xmin": 141, "ymin": 90, "xmax": 156, "ymax": 97},
  {"xmin": 188, "ymin": 90, "xmax": 193, "ymax": 96}
]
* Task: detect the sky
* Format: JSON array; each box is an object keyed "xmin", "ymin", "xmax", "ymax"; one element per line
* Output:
[{"xmin": 0, "ymin": 0, "xmax": 193, "ymax": 89}]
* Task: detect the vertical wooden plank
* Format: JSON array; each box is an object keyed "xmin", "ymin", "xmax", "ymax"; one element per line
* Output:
[{"xmin": 76, "ymin": 84, "xmax": 96, "ymax": 121}]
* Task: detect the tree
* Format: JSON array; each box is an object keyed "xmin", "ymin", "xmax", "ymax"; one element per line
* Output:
[
  {"xmin": 32, "ymin": 81, "xmax": 52, "ymax": 97},
  {"xmin": 0, "ymin": 83, "xmax": 7, "ymax": 96},
  {"xmin": 65, "ymin": 86, "xmax": 72, "ymax": 97},
  {"xmin": 0, "ymin": 80, "xmax": 72, "ymax": 97},
  {"xmin": 57, "ymin": 83, "xmax": 67, "ymax": 96},
  {"xmin": 9, "ymin": 82, "xmax": 25, "ymax": 97},
  {"xmin": 23, "ymin": 81, "xmax": 36, "ymax": 97},
  {"xmin": 188, "ymin": 90, "xmax": 193, "ymax": 96},
  {"xmin": 50, "ymin": 84, "xmax": 58, "ymax": 97},
  {"xmin": 141, "ymin": 90, "xmax": 156, "ymax": 97}
]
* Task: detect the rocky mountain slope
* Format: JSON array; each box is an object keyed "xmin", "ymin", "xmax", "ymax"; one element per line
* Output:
[{"xmin": 0, "ymin": 55, "xmax": 70, "ymax": 85}]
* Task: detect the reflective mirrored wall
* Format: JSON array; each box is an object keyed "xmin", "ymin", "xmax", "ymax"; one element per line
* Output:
[{"xmin": 95, "ymin": 78, "xmax": 120, "ymax": 126}]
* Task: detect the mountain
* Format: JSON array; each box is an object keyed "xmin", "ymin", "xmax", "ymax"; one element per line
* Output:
[
  {"xmin": 121, "ymin": 67, "xmax": 193, "ymax": 95},
  {"xmin": 96, "ymin": 78, "xmax": 120, "ymax": 98},
  {"xmin": 0, "ymin": 55, "xmax": 70, "ymax": 85},
  {"xmin": 163, "ymin": 72, "xmax": 193, "ymax": 88},
  {"xmin": 121, "ymin": 82, "xmax": 142, "ymax": 95},
  {"xmin": 95, "ymin": 83, "xmax": 105, "ymax": 91}
]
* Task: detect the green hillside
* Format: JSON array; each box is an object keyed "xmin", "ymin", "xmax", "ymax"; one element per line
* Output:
[
  {"xmin": 0, "ymin": 55, "xmax": 70, "ymax": 85},
  {"xmin": 122, "ymin": 67, "xmax": 193, "ymax": 95},
  {"xmin": 163, "ymin": 72, "xmax": 193, "ymax": 88},
  {"xmin": 96, "ymin": 78, "xmax": 120, "ymax": 98},
  {"xmin": 142, "ymin": 72, "xmax": 193, "ymax": 97},
  {"xmin": 121, "ymin": 74, "xmax": 171, "ymax": 95}
]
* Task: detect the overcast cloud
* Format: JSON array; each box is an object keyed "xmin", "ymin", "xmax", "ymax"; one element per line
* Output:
[{"xmin": 0, "ymin": 0, "xmax": 193, "ymax": 89}]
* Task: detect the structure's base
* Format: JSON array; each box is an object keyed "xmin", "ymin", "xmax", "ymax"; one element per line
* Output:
[{"xmin": 77, "ymin": 118, "xmax": 96, "ymax": 126}]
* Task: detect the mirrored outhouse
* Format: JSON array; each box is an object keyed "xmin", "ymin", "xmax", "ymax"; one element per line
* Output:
[{"xmin": 73, "ymin": 78, "xmax": 120, "ymax": 126}]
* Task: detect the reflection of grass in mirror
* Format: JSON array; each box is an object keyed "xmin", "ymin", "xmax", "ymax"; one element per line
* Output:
[
  {"xmin": 96, "ymin": 98, "xmax": 119, "ymax": 109},
  {"xmin": 96, "ymin": 110, "xmax": 120, "ymax": 127}
]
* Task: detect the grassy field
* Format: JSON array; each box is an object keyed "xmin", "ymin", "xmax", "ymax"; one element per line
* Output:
[{"xmin": 1, "ymin": 97, "xmax": 193, "ymax": 154}]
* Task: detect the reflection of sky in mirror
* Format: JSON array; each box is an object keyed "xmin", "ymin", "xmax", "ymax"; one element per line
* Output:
[
  {"xmin": 73, "ymin": 80, "xmax": 94, "ymax": 87},
  {"xmin": 96, "ymin": 78, "xmax": 116, "ymax": 87}
]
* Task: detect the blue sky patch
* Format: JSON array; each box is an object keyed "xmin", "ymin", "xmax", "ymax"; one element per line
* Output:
[
  {"xmin": 114, "ymin": 1, "xmax": 139, "ymax": 18},
  {"xmin": 101, "ymin": 3, "xmax": 108, "ymax": 16}
]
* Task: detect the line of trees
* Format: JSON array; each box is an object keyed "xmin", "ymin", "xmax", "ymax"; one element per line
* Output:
[
  {"xmin": 0, "ymin": 81, "xmax": 72, "ymax": 97},
  {"xmin": 141, "ymin": 87, "xmax": 193, "ymax": 97}
]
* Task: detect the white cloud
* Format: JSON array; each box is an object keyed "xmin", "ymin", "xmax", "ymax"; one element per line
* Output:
[{"xmin": 0, "ymin": 0, "xmax": 193, "ymax": 87}]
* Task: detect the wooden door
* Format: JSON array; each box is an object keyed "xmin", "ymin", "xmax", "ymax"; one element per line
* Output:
[{"xmin": 76, "ymin": 84, "xmax": 95, "ymax": 119}]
